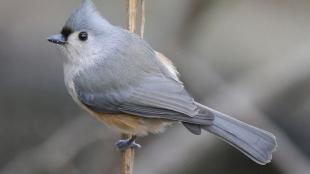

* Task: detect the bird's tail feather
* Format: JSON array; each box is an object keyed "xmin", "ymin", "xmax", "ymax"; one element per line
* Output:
[{"xmin": 196, "ymin": 104, "xmax": 277, "ymax": 165}]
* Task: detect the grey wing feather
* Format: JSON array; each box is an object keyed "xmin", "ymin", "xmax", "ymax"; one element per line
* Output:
[
  {"xmin": 75, "ymin": 75, "xmax": 213, "ymax": 125},
  {"xmin": 118, "ymin": 103, "xmax": 213, "ymax": 125},
  {"xmin": 182, "ymin": 122, "xmax": 202, "ymax": 135},
  {"xmin": 126, "ymin": 76, "xmax": 198, "ymax": 117}
]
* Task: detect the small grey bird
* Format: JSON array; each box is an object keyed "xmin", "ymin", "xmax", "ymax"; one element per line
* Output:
[{"xmin": 48, "ymin": 0, "xmax": 277, "ymax": 165}]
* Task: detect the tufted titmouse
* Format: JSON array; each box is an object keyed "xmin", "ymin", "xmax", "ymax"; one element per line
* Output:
[{"xmin": 47, "ymin": 0, "xmax": 277, "ymax": 165}]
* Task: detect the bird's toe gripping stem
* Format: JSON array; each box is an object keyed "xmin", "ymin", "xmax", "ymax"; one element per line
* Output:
[{"xmin": 115, "ymin": 135, "xmax": 141, "ymax": 151}]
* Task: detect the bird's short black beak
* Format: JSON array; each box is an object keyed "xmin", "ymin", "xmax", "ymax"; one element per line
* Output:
[{"xmin": 47, "ymin": 34, "xmax": 66, "ymax": 45}]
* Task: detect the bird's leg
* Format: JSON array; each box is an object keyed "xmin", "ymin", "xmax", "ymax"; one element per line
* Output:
[{"xmin": 115, "ymin": 135, "xmax": 141, "ymax": 151}]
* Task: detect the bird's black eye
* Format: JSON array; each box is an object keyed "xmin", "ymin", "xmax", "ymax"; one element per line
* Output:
[{"xmin": 78, "ymin": 32, "xmax": 88, "ymax": 41}]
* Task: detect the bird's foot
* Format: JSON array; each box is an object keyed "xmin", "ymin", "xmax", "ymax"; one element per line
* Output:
[
  {"xmin": 115, "ymin": 135, "xmax": 141, "ymax": 151},
  {"xmin": 116, "ymin": 140, "xmax": 141, "ymax": 151}
]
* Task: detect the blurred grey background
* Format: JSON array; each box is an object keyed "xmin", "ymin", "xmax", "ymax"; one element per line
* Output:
[{"xmin": 1, "ymin": 0, "xmax": 310, "ymax": 174}]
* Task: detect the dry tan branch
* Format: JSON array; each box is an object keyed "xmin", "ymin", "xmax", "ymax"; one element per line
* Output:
[
  {"xmin": 140, "ymin": 0, "xmax": 145, "ymax": 38},
  {"xmin": 120, "ymin": 0, "xmax": 142, "ymax": 174}
]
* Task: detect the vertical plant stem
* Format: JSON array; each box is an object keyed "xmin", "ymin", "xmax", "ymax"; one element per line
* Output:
[
  {"xmin": 140, "ymin": 0, "xmax": 146, "ymax": 38},
  {"xmin": 120, "ymin": 0, "xmax": 138, "ymax": 174},
  {"xmin": 120, "ymin": 134, "xmax": 135, "ymax": 174},
  {"xmin": 127, "ymin": 0, "xmax": 138, "ymax": 33}
]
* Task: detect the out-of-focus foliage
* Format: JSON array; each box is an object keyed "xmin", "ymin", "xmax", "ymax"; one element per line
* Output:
[{"xmin": 1, "ymin": 0, "xmax": 310, "ymax": 174}]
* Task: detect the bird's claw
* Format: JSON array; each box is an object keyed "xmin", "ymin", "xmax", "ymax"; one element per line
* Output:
[{"xmin": 115, "ymin": 139, "xmax": 141, "ymax": 151}]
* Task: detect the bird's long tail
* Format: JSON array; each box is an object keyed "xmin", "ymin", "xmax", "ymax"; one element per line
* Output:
[{"xmin": 194, "ymin": 103, "xmax": 277, "ymax": 165}]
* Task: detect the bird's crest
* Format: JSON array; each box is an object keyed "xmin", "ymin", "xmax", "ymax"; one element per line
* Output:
[{"xmin": 63, "ymin": 0, "xmax": 111, "ymax": 33}]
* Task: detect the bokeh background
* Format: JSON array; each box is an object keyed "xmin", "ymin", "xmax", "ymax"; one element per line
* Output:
[{"xmin": 1, "ymin": 0, "xmax": 310, "ymax": 174}]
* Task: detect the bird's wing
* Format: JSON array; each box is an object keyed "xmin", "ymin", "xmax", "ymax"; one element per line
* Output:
[
  {"xmin": 155, "ymin": 51, "xmax": 180, "ymax": 82},
  {"xmin": 75, "ymin": 75, "xmax": 213, "ymax": 125}
]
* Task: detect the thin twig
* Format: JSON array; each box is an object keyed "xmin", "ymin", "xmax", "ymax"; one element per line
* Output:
[
  {"xmin": 121, "ymin": 0, "xmax": 139, "ymax": 174},
  {"xmin": 127, "ymin": 0, "xmax": 138, "ymax": 33},
  {"xmin": 120, "ymin": 134, "xmax": 135, "ymax": 174},
  {"xmin": 140, "ymin": 0, "xmax": 146, "ymax": 38}
]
